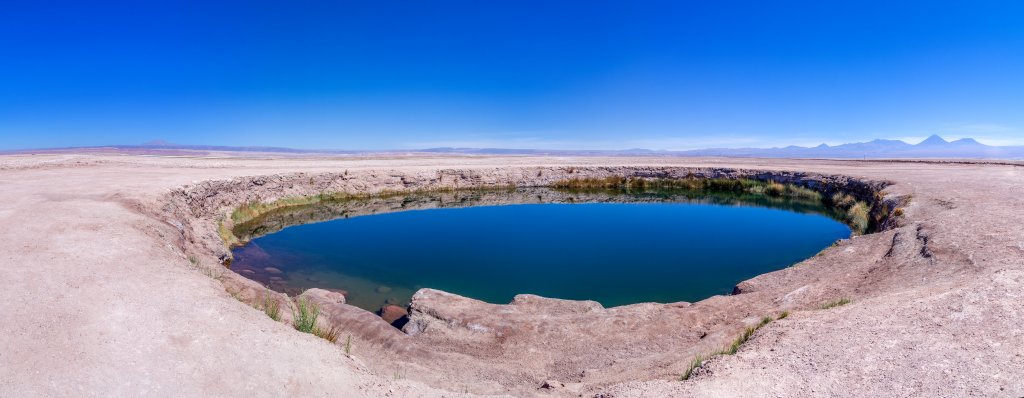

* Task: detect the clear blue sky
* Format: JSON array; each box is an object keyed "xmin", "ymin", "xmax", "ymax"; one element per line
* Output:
[{"xmin": 2, "ymin": 1, "xmax": 1023, "ymax": 150}]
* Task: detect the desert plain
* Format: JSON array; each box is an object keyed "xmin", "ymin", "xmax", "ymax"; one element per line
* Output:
[{"xmin": 0, "ymin": 152, "xmax": 1021, "ymax": 397}]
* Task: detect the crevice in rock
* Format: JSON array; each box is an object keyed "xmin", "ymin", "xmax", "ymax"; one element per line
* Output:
[
  {"xmin": 885, "ymin": 231, "xmax": 902, "ymax": 258},
  {"xmin": 916, "ymin": 224, "xmax": 933, "ymax": 260}
]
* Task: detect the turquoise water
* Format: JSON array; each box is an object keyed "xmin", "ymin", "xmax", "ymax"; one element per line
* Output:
[{"xmin": 231, "ymin": 189, "xmax": 850, "ymax": 311}]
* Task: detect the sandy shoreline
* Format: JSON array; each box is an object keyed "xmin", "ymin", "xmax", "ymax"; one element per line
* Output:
[{"xmin": 1, "ymin": 153, "xmax": 1021, "ymax": 397}]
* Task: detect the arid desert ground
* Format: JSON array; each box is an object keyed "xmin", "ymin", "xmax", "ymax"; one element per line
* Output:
[{"xmin": 0, "ymin": 152, "xmax": 1021, "ymax": 397}]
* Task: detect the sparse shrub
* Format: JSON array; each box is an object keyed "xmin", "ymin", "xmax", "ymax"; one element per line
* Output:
[
  {"xmin": 263, "ymin": 291, "xmax": 282, "ymax": 322},
  {"xmin": 704, "ymin": 178, "xmax": 743, "ymax": 192},
  {"xmin": 200, "ymin": 265, "xmax": 227, "ymax": 280},
  {"xmin": 549, "ymin": 177, "xmax": 826, "ymax": 202},
  {"xmin": 224, "ymin": 186, "xmax": 524, "ymax": 249},
  {"xmin": 292, "ymin": 298, "xmax": 345, "ymax": 344},
  {"xmin": 820, "ymin": 298, "xmax": 852, "ymax": 309},
  {"xmin": 764, "ymin": 181, "xmax": 786, "ymax": 197},
  {"xmin": 724, "ymin": 316, "xmax": 772, "ymax": 355},
  {"xmin": 293, "ymin": 298, "xmax": 320, "ymax": 333},
  {"xmin": 550, "ymin": 176, "xmax": 625, "ymax": 190},
  {"xmin": 680, "ymin": 354, "xmax": 705, "ymax": 380},
  {"xmin": 726, "ymin": 324, "xmax": 759, "ymax": 355},
  {"xmin": 681, "ymin": 314, "xmax": 777, "ymax": 381},
  {"xmin": 845, "ymin": 202, "xmax": 870, "ymax": 233},
  {"xmin": 785, "ymin": 185, "xmax": 822, "ymax": 201},
  {"xmin": 778, "ymin": 311, "xmax": 790, "ymax": 319},
  {"xmin": 218, "ymin": 222, "xmax": 238, "ymax": 246},
  {"xmin": 831, "ymin": 193, "xmax": 857, "ymax": 209},
  {"xmin": 314, "ymin": 323, "xmax": 342, "ymax": 344},
  {"xmin": 344, "ymin": 335, "xmax": 352, "ymax": 355}
]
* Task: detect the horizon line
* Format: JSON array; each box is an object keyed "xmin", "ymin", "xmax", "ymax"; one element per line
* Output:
[{"xmin": 4, "ymin": 134, "xmax": 1024, "ymax": 155}]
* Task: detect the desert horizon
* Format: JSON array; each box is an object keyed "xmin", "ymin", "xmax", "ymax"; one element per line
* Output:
[{"xmin": 2, "ymin": 1, "xmax": 1022, "ymax": 397}]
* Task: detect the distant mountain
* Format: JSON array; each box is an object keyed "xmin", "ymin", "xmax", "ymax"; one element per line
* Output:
[
  {"xmin": 10, "ymin": 135, "xmax": 1023, "ymax": 159},
  {"xmin": 916, "ymin": 135, "xmax": 949, "ymax": 147},
  {"xmin": 442, "ymin": 135, "xmax": 1022, "ymax": 159},
  {"xmin": 662, "ymin": 135, "xmax": 1024, "ymax": 159},
  {"xmin": 419, "ymin": 147, "xmax": 662, "ymax": 156},
  {"xmin": 155, "ymin": 135, "xmax": 1023, "ymax": 159},
  {"xmin": 141, "ymin": 139, "xmax": 175, "ymax": 146}
]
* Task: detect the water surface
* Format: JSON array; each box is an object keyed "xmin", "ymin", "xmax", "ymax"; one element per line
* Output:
[{"xmin": 231, "ymin": 188, "xmax": 850, "ymax": 311}]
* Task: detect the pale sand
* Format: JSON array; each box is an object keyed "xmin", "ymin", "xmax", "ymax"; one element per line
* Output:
[{"xmin": 0, "ymin": 153, "xmax": 1021, "ymax": 397}]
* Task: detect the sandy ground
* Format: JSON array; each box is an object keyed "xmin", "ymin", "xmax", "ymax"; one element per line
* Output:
[{"xmin": 0, "ymin": 153, "xmax": 1021, "ymax": 397}]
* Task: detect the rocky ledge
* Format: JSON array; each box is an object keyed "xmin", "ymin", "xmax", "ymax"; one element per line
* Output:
[{"xmin": 156, "ymin": 165, "xmax": 915, "ymax": 396}]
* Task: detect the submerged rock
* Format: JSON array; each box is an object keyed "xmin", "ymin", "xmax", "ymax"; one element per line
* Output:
[
  {"xmin": 326, "ymin": 288, "xmax": 349, "ymax": 297},
  {"xmin": 300, "ymin": 288, "xmax": 346, "ymax": 305},
  {"xmin": 298, "ymin": 288, "xmax": 419, "ymax": 355},
  {"xmin": 402, "ymin": 288, "xmax": 605, "ymax": 337},
  {"xmin": 379, "ymin": 305, "xmax": 409, "ymax": 328}
]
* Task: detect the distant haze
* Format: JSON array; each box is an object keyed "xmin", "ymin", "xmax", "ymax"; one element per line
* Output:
[
  {"xmin": 389, "ymin": 134, "xmax": 1024, "ymax": 159},
  {"xmin": 13, "ymin": 135, "xmax": 1024, "ymax": 160},
  {"xmin": 658, "ymin": 135, "xmax": 1024, "ymax": 159}
]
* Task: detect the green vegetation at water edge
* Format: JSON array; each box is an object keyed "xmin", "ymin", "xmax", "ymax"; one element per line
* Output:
[
  {"xmin": 224, "ymin": 186, "xmax": 520, "ymax": 247},
  {"xmin": 292, "ymin": 297, "xmax": 342, "ymax": 343},
  {"xmin": 550, "ymin": 177, "xmax": 882, "ymax": 234},
  {"xmin": 551, "ymin": 176, "xmax": 822, "ymax": 201},
  {"xmin": 263, "ymin": 290, "xmax": 282, "ymax": 322},
  {"xmin": 829, "ymin": 193, "xmax": 870, "ymax": 234}
]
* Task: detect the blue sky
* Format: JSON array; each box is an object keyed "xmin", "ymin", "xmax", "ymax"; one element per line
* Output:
[{"xmin": 2, "ymin": 1, "xmax": 1023, "ymax": 150}]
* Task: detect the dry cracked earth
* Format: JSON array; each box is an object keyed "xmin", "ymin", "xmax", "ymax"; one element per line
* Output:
[{"xmin": 0, "ymin": 152, "xmax": 1021, "ymax": 397}]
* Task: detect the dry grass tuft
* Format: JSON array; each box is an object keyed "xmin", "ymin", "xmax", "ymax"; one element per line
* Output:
[
  {"xmin": 820, "ymin": 298, "xmax": 852, "ymax": 310},
  {"xmin": 681, "ymin": 313, "xmax": 784, "ymax": 381},
  {"xmin": 263, "ymin": 290, "xmax": 282, "ymax": 322},
  {"xmin": 680, "ymin": 354, "xmax": 705, "ymax": 380},
  {"xmin": 828, "ymin": 193, "xmax": 871, "ymax": 234},
  {"xmin": 831, "ymin": 192, "xmax": 857, "ymax": 208},
  {"xmin": 764, "ymin": 181, "xmax": 786, "ymax": 196},
  {"xmin": 845, "ymin": 202, "xmax": 870, "ymax": 233},
  {"xmin": 314, "ymin": 323, "xmax": 342, "ymax": 344},
  {"xmin": 291, "ymin": 297, "xmax": 344, "ymax": 344}
]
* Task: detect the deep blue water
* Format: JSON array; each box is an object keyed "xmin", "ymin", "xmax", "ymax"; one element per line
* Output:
[{"xmin": 232, "ymin": 199, "xmax": 850, "ymax": 311}]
